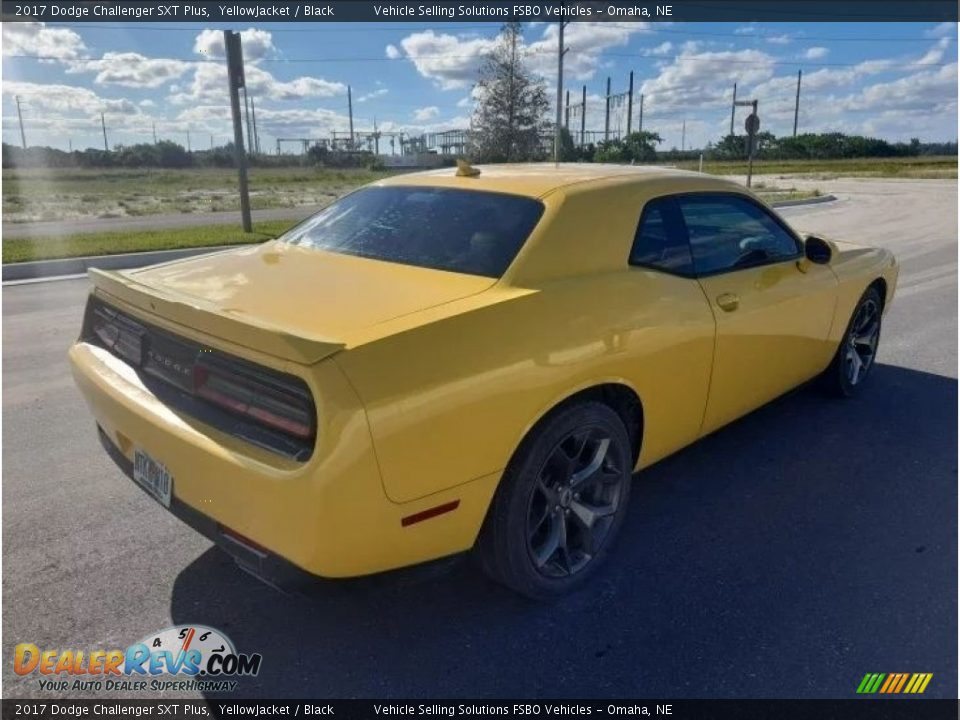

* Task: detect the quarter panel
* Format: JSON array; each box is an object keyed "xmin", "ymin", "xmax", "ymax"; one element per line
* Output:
[{"xmin": 337, "ymin": 271, "xmax": 715, "ymax": 503}]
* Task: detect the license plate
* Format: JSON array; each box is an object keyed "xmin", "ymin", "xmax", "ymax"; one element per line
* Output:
[{"xmin": 132, "ymin": 448, "xmax": 172, "ymax": 508}]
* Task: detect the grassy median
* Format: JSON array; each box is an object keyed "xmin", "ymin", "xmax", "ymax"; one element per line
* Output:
[
  {"xmin": 2, "ymin": 219, "xmax": 296, "ymax": 263},
  {"xmin": 680, "ymin": 155, "xmax": 957, "ymax": 179}
]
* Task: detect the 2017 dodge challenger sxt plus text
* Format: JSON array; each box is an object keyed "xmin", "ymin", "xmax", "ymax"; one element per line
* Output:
[{"xmin": 69, "ymin": 164, "xmax": 898, "ymax": 598}]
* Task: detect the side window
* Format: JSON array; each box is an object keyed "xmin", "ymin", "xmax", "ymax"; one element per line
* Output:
[
  {"xmin": 677, "ymin": 195, "xmax": 800, "ymax": 276},
  {"xmin": 629, "ymin": 198, "xmax": 695, "ymax": 276}
]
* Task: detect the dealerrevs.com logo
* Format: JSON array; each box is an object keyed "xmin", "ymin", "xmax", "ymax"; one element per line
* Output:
[{"xmin": 14, "ymin": 625, "xmax": 262, "ymax": 694}]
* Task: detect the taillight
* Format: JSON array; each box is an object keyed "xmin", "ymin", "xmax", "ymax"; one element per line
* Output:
[
  {"xmin": 90, "ymin": 304, "xmax": 144, "ymax": 365},
  {"xmin": 193, "ymin": 356, "xmax": 315, "ymax": 441},
  {"xmin": 83, "ymin": 297, "xmax": 317, "ymax": 459}
]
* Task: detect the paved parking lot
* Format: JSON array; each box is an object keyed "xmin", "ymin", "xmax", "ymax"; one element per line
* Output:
[{"xmin": 2, "ymin": 178, "xmax": 956, "ymax": 699}]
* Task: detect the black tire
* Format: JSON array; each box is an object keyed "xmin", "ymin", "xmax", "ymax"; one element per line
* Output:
[
  {"xmin": 821, "ymin": 286, "xmax": 884, "ymax": 397},
  {"xmin": 476, "ymin": 401, "xmax": 633, "ymax": 599}
]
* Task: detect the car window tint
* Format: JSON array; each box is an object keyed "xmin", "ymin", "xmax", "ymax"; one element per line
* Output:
[
  {"xmin": 629, "ymin": 198, "xmax": 694, "ymax": 276},
  {"xmin": 677, "ymin": 195, "xmax": 799, "ymax": 275},
  {"xmin": 279, "ymin": 186, "xmax": 544, "ymax": 278}
]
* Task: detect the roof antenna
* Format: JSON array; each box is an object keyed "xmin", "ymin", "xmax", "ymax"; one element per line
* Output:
[{"xmin": 455, "ymin": 159, "xmax": 481, "ymax": 177}]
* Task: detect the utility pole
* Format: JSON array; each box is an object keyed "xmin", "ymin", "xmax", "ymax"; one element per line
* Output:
[
  {"xmin": 210, "ymin": 134, "xmax": 214, "ymax": 150},
  {"xmin": 730, "ymin": 82, "xmax": 737, "ymax": 136},
  {"xmin": 580, "ymin": 85, "xmax": 586, "ymax": 147},
  {"xmin": 100, "ymin": 112, "xmax": 108, "ymax": 152},
  {"xmin": 681, "ymin": 120, "xmax": 686, "ymax": 152},
  {"xmin": 626, "ymin": 71, "xmax": 634, "ymax": 135},
  {"xmin": 186, "ymin": 129, "xmax": 191, "ymax": 153},
  {"xmin": 735, "ymin": 97, "xmax": 760, "ymax": 188},
  {"xmin": 224, "ymin": 30, "xmax": 252, "ymax": 232},
  {"xmin": 565, "ymin": 90, "xmax": 570, "ymax": 129},
  {"xmin": 152, "ymin": 121, "xmax": 157, "ymax": 144},
  {"xmin": 15, "ymin": 95, "xmax": 26, "ymax": 148},
  {"xmin": 251, "ymin": 96, "xmax": 260, "ymax": 154},
  {"xmin": 554, "ymin": 21, "xmax": 569, "ymax": 164},
  {"xmin": 793, "ymin": 69, "xmax": 802, "ymax": 137},
  {"xmin": 639, "ymin": 93, "xmax": 644, "ymax": 133},
  {"xmin": 243, "ymin": 88, "xmax": 254, "ymax": 156},
  {"xmin": 604, "ymin": 76, "xmax": 611, "ymax": 142},
  {"xmin": 347, "ymin": 86, "xmax": 355, "ymax": 149}
]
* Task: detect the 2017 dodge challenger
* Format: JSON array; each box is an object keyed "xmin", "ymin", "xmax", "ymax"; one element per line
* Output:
[{"xmin": 69, "ymin": 164, "xmax": 898, "ymax": 598}]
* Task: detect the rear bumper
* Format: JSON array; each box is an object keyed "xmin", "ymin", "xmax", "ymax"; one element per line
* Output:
[
  {"xmin": 97, "ymin": 426, "xmax": 315, "ymax": 591},
  {"xmin": 69, "ymin": 339, "xmax": 499, "ymax": 580}
]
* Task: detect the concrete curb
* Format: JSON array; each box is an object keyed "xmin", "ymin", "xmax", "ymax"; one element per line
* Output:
[
  {"xmin": 2, "ymin": 244, "xmax": 250, "ymax": 282},
  {"xmin": 769, "ymin": 194, "xmax": 837, "ymax": 208},
  {"xmin": 3, "ymin": 194, "xmax": 839, "ymax": 283}
]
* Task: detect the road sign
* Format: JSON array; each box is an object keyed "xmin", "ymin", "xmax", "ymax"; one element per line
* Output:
[{"xmin": 745, "ymin": 113, "xmax": 760, "ymax": 135}]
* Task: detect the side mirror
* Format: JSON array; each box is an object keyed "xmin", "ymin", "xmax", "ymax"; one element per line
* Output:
[{"xmin": 804, "ymin": 235, "xmax": 833, "ymax": 265}]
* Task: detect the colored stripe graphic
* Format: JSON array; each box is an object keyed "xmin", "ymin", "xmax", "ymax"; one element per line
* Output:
[
  {"xmin": 893, "ymin": 673, "xmax": 909, "ymax": 693},
  {"xmin": 858, "ymin": 673, "xmax": 933, "ymax": 694},
  {"xmin": 879, "ymin": 674, "xmax": 897, "ymax": 693},
  {"xmin": 856, "ymin": 673, "xmax": 886, "ymax": 693}
]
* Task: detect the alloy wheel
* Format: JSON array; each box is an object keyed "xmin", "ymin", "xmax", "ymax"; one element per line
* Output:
[
  {"xmin": 526, "ymin": 427, "xmax": 626, "ymax": 578},
  {"xmin": 845, "ymin": 297, "xmax": 881, "ymax": 386}
]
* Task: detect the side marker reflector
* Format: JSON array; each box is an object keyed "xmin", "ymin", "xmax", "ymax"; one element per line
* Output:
[{"xmin": 401, "ymin": 500, "xmax": 460, "ymax": 527}]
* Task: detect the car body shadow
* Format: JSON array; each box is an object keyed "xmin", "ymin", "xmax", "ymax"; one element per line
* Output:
[{"xmin": 171, "ymin": 364, "xmax": 957, "ymax": 699}]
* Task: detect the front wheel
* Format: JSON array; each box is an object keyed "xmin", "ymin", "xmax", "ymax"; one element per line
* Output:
[
  {"xmin": 475, "ymin": 402, "xmax": 633, "ymax": 599},
  {"xmin": 821, "ymin": 286, "xmax": 883, "ymax": 397}
]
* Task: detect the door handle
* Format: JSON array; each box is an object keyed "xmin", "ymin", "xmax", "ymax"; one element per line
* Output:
[{"xmin": 716, "ymin": 293, "xmax": 740, "ymax": 312}]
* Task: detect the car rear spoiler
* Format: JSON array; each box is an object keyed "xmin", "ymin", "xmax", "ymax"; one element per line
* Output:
[{"xmin": 88, "ymin": 268, "xmax": 346, "ymax": 365}]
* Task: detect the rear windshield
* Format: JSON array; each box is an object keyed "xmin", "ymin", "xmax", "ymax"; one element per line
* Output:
[{"xmin": 278, "ymin": 186, "xmax": 545, "ymax": 278}]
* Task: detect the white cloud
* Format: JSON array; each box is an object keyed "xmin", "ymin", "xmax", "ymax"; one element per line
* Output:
[
  {"xmin": 413, "ymin": 105, "xmax": 440, "ymax": 121},
  {"xmin": 912, "ymin": 37, "xmax": 953, "ymax": 67},
  {"xmin": 527, "ymin": 23, "xmax": 652, "ymax": 81},
  {"xmin": 388, "ymin": 23, "xmax": 651, "ymax": 91},
  {"xmin": 837, "ymin": 62, "xmax": 958, "ymax": 113},
  {"xmin": 640, "ymin": 48, "xmax": 776, "ymax": 114},
  {"xmin": 804, "ymin": 47, "xmax": 829, "ymax": 60},
  {"xmin": 139, "ymin": 99, "xmax": 155, "ymax": 108},
  {"xmin": 194, "ymin": 28, "xmax": 275, "ymax": 62},
  {"xmin": 642, "ymin": 41, "xmax": 674, "ymax": 57},
  {"xmin": 926, "ymin": 22, "xmax": 957, "ymax": 38},
  {"xmin": 68, "ymin": 52, "xmax": 193, "ymax": 88},
  {"xmin": 2, "ymin": 81, "xmax": 137, "ymax": 117},
  {"xmin": 2, "ymin": 22, "xmax": 87, "ymax": 62},
  {"xmin": 357, "ymin": 88, "xmax": 388, "ymax": 103},
  {"xmin": 170, "ymin": 62, "xmax": 345, "ymax": 104},
  {"xmin": 766, "ymin": 35, "xmax": 793, "ymax": 45},
  {"xmin": 391, "ymin": 30, "xmax": 497, "ymax": 90}
]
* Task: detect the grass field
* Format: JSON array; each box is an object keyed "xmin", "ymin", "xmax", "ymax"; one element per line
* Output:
[
  {"xmin": 2, "ymin": 166, "xmax": 397, "ymax": 224},
  {"xmin": 676, "ymin": 155, "xmax": 957, "ymax": 179},
  {"xmin": 3, "ymin": 157, "xmax": 953, "ymax": 225},
  {"xmin": 1, "ymin": 156, "xmax": 952, "ymax": 263},
  {"xmin": 2, "ymin": 220, "xmax": 296, "ymax": 263}
]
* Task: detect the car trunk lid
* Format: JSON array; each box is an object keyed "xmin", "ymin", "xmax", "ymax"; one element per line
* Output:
[{"xmin": 90, "ymin": 241, "xmax": 496, "ymax": 364}]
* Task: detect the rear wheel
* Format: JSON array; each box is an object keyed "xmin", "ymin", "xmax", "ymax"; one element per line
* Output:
[
  {"xmin": 822, "ymin": 286, "xmax": 883, "ymax": 397},
  {"xmin": 476, "ymin": 402, "xmax": 633, "ymax": 599}
]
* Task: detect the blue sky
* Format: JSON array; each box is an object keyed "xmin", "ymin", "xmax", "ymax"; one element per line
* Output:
[{"xmin": 2, "ymin": 20, "xmax": 956, "ymax": 152}]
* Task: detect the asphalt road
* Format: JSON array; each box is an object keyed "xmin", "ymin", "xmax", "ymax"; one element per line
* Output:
[{"xmin": 2, "ymin": 178, "xmax": 956, "ymax": 699}]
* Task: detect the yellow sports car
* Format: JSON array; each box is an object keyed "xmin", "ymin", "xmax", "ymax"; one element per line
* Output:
[{"xmin": 69, "ymin": 164, "xmax": 898, "ymax": 598}]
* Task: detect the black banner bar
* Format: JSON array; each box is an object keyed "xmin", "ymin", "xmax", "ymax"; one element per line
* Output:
[
  {"xmin": 0, "ymin": 0, "xmax": 957, "ymax": 23},
  {"xmin": 2, "ymin": 700, "xmax": 959, "ymax": 720}
]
